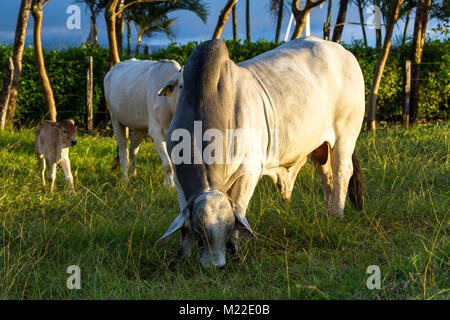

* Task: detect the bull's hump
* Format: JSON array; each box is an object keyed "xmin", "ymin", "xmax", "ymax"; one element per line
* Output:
[{"xmin": 184, "ymin": 39, "xmax": 230, "ymax": 89}]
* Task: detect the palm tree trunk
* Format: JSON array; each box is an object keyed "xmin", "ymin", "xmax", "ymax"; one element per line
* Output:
[
  {"xmin": 332, "ymin": 0, "xmax": 349, "ymax": 43},
  {"xmin": 367, "ymin": 0, "xmax": 404, "ymax": 131},
  {"xmin": 212, "ymin": 0, "xmax": 239, "ymax": 39},
  {"xmin": 357, "ymin": 0, "xmax": 368, "ymax": 47},
  {"xmin": 375, "ymin": 0, "xmax": 382, "ymax": 48},
  {"xmin": 31, "ymin": 1, "xmax": 56, "ymax": 121},
  {"xmin": 401, "ymin": 8, "xmax": 411, "ymax": 46},
  {"xmin": 291, "ymin": 0, "xmax": 327, "ymax": 39},
  {"xmin": 136, "ymin": 27, "xmax": 143, "ymax": 56},
  {"xmin": 409, "ymin": 0, "xmax": 432, "ymax": 124},
  {"xmin": 4, "ymin": 0, "xmax": 31, "ymax": 127},
  {"xmin": 232, "ymin": 4, "xmax": 238, "ymax": 40},
  {"xmin": 127, "ymin": 19, "xmax": 131, "ymax": 55},
  {"xmin": 106, "ymin": 0, "xmax": 120, "ymax": 69},
  {"xmin": 275, "ymin": 0, "xmax": 284, "ymax": 43},
  {"xmin": 323, "ymin": 0, "xmax": 332, "ymax": 40},
  {"xmin": 115, "ymin": 0, "xmax": 124, "ymax": 53},
  {"xmin": 246, "ymin": 0, "xmax": 251, "ymax": 41},
  {"xmin": 0, "ymin": 58, "xmax": 14, "ymax": 129},
  {"xmin": 87, "ymin": 13, "xmax": 98, "ymax": 45}
]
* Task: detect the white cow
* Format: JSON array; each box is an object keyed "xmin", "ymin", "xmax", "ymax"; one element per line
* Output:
[{"xmin": 104, "ymin": 59, "xmax": 183, "ymax": 185}]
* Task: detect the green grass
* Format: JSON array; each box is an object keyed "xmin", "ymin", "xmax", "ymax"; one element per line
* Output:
[{"xmin": 0, "ymin": 123, "xmax": 448, "ymax": 299}]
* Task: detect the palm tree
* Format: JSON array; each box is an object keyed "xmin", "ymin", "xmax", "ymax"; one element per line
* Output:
[
  {"xmin": 75, "ymin": 0, "xmax": 108, "ymax": 45},
  {"xmin": 323, "ymin": 0, "xmax": 332, "ymax": 40},
  {"xmin": 213, "ymin": 0, "xmax": 239, "ymax": 39},
  {"xmin": 31, "ymin": 0, "xmax": 56, "ymax": 121},
  {"xmin": 409, "ymin": 0, "xmax": 432, "ymax": 124},
  {"xmin": 332, "ymin": 0, "xmax": 350, "ymax": 43},
  {"xmin": 367, "ymin": 0, "xmax": 405, "ymax": 131},
  {"xmin": 269, "ymin": 0, "xmax": 285, "ymax": 43},
  {"xmin": 232, "ymin": 3, "xmax": 238, "ymax": 40},
  {"xmin": 354, "ymin": 0, "xmax": 368, "ymax": 47},
  {"xmin": 291, "ymin": 0, "xmax": 328, "ymax": 39},
  {"xmin": 246, "ymin": 0, "xmax": 251, "ymax": 41},
  {"xmin": 127, "ymin": 0, "xmax": 208, "ymax": 55},
  {"xmin": 1, "ymin": 0, "xmax": 31, "ymax": 128}
]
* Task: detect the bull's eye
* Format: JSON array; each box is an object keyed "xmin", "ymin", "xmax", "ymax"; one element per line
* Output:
[
  {"xmin": 63, "ymin": 130, "xmax": 67, "ymax": 134},
  {"xmin": 179, "ymin": 85, "xmax": 183, "ymax": 89}
]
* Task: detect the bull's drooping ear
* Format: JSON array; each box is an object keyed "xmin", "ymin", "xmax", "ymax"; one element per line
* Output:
[
  {"xmin": 234, "ymin": 214, "xmax": 257, "ymax": 241},
  {"xmin": 157, "ymin": 79, "xmax": 177, "ymax": 97},
  {"xmin": 155, "ymin": 208, "xmax": 190, "ymax": 245},
  {"xmin": 68, "ymin": 119, "xmax": 75, "ymax": 125}
]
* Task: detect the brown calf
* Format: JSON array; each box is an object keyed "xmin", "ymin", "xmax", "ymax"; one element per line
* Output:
[{"xmin": 35, "ymin": 120, "xmax": 77, "ymax": 194}]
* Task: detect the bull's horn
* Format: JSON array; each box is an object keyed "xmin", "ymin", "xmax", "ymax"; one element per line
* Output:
[
  {"xmin": 234, "ymin": 214, "xmax": 257, "ymax": 241},
  {"xmin": 155, "ymin": 209, "xmax": 189, "ymax": 245}
]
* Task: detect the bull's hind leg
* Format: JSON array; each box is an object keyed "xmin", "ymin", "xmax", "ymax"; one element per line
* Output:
[
  {"xmin": 111, "ymin": 119, "xmax": 129, "ymax": 182},
  {"xmin": 270, "ymin": 158, "xmax": 306, "ymax": 204},
  {"xmin": 328, "ymin": 140, "xmax": 355, "ymax": 218},
  {"xmin": 310, "ymin": 142, "xmax": 333, "ymax": 206},
  {"xmin": 129, "ymin": 130, "xmax": 146, "ymax": 179},
  {"xmin": 37, "ymin": 154, "xmax": 46, "ymax": 189},
  {"xmin": 149, "ymin": 125, "xmax": 174, "ymax": 188}
]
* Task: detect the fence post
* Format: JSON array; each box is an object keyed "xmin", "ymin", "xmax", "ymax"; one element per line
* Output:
[
  {"xmin": 0, "ymin": 57, "xmax": 15, "ymax": 130},
  {"xmin": 85, "ymin": 56, "xmax": 93, "ymax": 133},
  {"xmin": 403, "ymin": 60, "xmax": 411, "ymax": 127}
]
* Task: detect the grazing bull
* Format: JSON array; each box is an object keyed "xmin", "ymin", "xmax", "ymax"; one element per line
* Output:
[
  {"xmin": 35, "ymin": 120, "xmax": 77, "ymax": 194},
  {"xmin": 104, "ymin": 58, "xmax": 183, "ymax": 185},
  {"xmin": 157, "ymin": 37, "xmax": 365, "ymax": 269}
]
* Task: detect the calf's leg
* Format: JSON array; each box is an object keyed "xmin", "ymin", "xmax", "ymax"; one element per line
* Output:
[
  {"xmin": 37, "ymin": 154, "xmax": 46, "ymax": 189},
  {"xmin": 46, "ymin": 160, "xmax": 57, "ymax": 193},
  {"xmin": 60, "ymin": 155, "xmax": 75, "ymax": 194}
]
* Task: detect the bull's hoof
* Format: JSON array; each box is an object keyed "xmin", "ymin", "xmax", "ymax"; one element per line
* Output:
[
  {"xmin": 163, "ymin": 178, "xmax": 175, "ymax": 189},
  {"xmin": 281, "ymin": 194, "xmax": 291, "ymax": 205}
]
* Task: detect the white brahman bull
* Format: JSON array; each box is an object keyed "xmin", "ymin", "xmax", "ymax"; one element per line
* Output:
[
  {"xmin": 157, "ymin": 37, "xmax": 365, "ymax": 269},
  {"xmin": 104, "ymin": 58, "xmax": 183, "ymax": 185}
]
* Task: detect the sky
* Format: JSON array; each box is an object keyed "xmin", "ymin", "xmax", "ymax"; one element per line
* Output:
[{"xmin": 0, "ymin": 0, "xmax": 439, "ymax": 51}]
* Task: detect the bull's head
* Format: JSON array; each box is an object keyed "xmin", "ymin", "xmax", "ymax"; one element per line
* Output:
[
  {"xmin": 157, "ymin": 66, "xmax": 184, "ymax": 102},
  {"xmin": 156, "ymin": 190, "xmax": 256, "ymax": 269}
]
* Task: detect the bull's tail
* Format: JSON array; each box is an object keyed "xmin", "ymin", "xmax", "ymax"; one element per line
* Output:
[{"xmin": 348, "ymin": 151, "xmax": 364, "ymax": 210}]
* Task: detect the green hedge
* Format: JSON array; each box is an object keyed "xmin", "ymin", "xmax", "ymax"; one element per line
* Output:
[{"xmin": 0, "ymin": 39, "xmax": 448, "ymax": 127}]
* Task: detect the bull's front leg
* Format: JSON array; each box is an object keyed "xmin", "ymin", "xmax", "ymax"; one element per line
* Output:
[
  {"xmin": 128, "ymin": 130, "xmax": 146, "ymax": 179},
  {"xmin": 228, "ymin": 172, "xmax": 260, "ymax": 256}
]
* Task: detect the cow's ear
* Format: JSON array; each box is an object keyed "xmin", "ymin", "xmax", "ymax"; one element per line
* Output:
[
  {"xmin": 155, "ymin": 208, "xmax": 190, "ymax": 245},
  {"xmin": 44, "ymin": 120, "xmax": 58, "ymax": 127},
  {"xmin": 234, "ymin": 213, "xmax": 257, "ymax": 241},
  {"xmin": 158, "ymin": 78, "xmax": 177, "ymax": 97}
]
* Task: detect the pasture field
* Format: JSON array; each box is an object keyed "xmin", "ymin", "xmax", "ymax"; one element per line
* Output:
[{"xmin": 0, "ymin": 123, "xmax": 448, "ymax": 300}]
